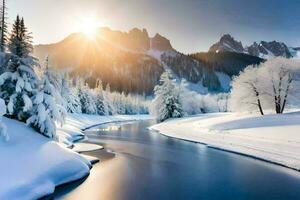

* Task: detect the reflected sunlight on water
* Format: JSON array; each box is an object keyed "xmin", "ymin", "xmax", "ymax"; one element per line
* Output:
[{"xmin": 94, "ymin": 125, "xmax": 121, "ymax": 132}]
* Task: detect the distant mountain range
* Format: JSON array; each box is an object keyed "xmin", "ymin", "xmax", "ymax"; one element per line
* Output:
[
  {"xmin": 34, "ymin": 28, "xmax": 294, "ymax": 94},
  {"xmin": 209, "ymin": 34, "xmax": 298, "ymax": 59}
]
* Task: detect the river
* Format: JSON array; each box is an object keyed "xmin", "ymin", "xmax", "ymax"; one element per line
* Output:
[{"xmin": 54, "ymin": 120, "xmax": 300, "ymax": 200}]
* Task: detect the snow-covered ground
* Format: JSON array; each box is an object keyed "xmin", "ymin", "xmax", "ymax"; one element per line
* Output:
[
  {"xmin": 150, "ymin": 112, "xmax": 300, "ymax": 171},
  {"xmin": 0, "ymin": 114, "xmax": 153, "ymax": 200},
  {"xmin": 0, "ymin": 117, "xmax": 91, "ymax": 200}
]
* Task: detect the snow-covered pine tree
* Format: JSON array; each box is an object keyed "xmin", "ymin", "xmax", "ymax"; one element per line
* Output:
[
  {"xmin": 113, "ymin": 92, "xmax": 125, "ymax": 114},
  {"xmin": 153, "ymin": 72, "xmax": 184, "ymax": 122},
  {"xmin": 0, "ymin": 55, "xmax": 38, "ymax": 121},
  {"xmin": 0, "ymin": 0, "xmax": 8, "ymax": 52},
  {"xmin": 93, "ymin": 79, "xmax": 106, "ymax": 115},
  {"xmin": 69, "ymin": 86, "xmax": 82, "ymax": 113},
  {"xmin": 0, "ymin": 16, "xmax": 38, "ymax": 121},
  {"xmin": 77, "ymin": 80, "xmax": 97, "ymax": 114},
  {"xmin": 27, "ymin": 65, "xmax": 66, "ymax": 138},
  {"xmin": 43, "ymin": 57, "xmax": 63, "ymax": 91},
  {"xmin": 8, "ymin": 15, "xmax": 33, "ymax": 58},
  {"xmin": 104, "ymin": 83, "xmax": 115, "ymax": 115},
  {"xmin": 61, "ymin": 75, "xmax": 81, "ymax": 113}
]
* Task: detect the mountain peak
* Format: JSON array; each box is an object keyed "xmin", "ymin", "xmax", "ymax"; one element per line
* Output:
[
  {"xmin": 209, "ymin": 34, "xmax": 244, "ymax": 53},
  {"xmin": 150, "ymin": 33, "xmax": 174, "ymax": 51},
  {"xmin": 209, "ymin": 34, "xmax": 293, "ymax": 58},
  {"xmin": 246, "ymin": 40, "xmax": 292, "ymax": 58}
]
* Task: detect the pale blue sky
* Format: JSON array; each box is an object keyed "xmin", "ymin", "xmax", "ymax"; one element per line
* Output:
[{"xmin": 7, "ymin": 0, "xmax": 300, "ymax": 53}]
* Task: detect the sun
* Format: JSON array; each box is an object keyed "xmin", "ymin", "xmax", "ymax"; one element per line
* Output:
[{"xmin": 78, "ymin": 17, "xmax": 100, "ymax": 39}]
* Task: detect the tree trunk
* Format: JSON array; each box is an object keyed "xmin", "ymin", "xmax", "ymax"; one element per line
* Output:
[
  {"xmin": 0, "ymin": 0, "xmax": 5, "ymax": 52},
  {"xmin": 272, "ymin": 82, "xmax": 281, "ymax": 114},
  {"xmin": 257, "ymin": 98, "xmax": 264, "ymax": 115},
  {"xmin": 254, "ymin": 87, "xmax": 264, "ymax": 115},
  {"xmin": 280, "ymin": 76, "xmax": 292, "ymax": 114}
]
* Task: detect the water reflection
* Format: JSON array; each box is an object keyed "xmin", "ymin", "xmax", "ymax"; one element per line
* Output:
[
  {"xmin": 56, "ymin": 120, "xmax": 300, "ymax": 200},
  {"xmin": 94, "ymin": 125, "xmax": 121, "ymax": 132}
]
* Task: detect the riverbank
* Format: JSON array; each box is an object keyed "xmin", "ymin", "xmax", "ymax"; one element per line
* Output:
[
  {"xmin": 150, "ymin": 111, "xmax": 300, "ymax": 171},
  {"xmin": 57, "ymin": 114, "xmax": 153, "ymax": 146},
  {"xmin": 0, "ymin": 114, "xmax": 153, "ymax": 200}
]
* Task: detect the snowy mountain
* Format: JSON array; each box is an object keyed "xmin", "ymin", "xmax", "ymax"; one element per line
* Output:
[
  {"xmin": 209, "ymin": 34, "xmax": 244, "ymax": 53},
  {"xmin": 34, "ymin": 28, "xmax": 167, "ymax": 95},
  {"xmin": 34, "ymin": 28, "xmax": 263, "ymax": 94},
  {"xmin": 246, "ymin": 41, "xmax": 292, "ymax": 58},
  {"xmin": 209, "ymin": 34, "xmax": 295, "ymax": 59}
]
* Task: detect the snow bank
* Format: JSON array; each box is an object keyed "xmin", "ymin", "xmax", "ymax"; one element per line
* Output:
[
  {"xmin": 72, "ymin": 143, "xmax": 104, "ymax": 153},
  {"xmin": 0, "ymin": 113, "xmax": 153, "ymax": 199},
  {"xmin": 57, "ymin": 113, "xmax": 154, "ymax": 145},
  {"xmin": 0, "ymin": 117, "xmax": 91, "ymax": 200},
  {"xmin": 150, "ymin": 112, "xmax": 300, "ymax": 171}
]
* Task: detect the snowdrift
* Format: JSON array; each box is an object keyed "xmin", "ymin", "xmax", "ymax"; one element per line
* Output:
[{"xmin": 0, "ymin": 117, "xmax": 91, "ymax": 200}]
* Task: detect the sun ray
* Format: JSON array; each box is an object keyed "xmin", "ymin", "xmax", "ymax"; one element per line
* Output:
[{"xmin": 76, "ymin": 16, "xmax": 101, "ymax": 39}]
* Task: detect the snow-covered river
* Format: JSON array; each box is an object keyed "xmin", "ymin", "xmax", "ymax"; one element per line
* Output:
[{"xmin": 54, "ymin": 120, "xmax": 300, "ymax": 199}]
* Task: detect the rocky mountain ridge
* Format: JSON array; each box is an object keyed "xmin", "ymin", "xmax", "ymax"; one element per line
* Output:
[
  {"xmin": 209, "ymin": 34, "xmax": 294, "ymax": 58},
  {"xmin": 34, "ymin": 29, "xmax": 266, "ymax": 94}
]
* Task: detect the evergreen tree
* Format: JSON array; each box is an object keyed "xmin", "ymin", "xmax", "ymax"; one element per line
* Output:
[
  {"xmin": 78, "ymin": 81, "xmax": 97, "ymax": 114},
  {"xmin": 8, "ymin": 15, "xmax": 33, "ymax": 57},
  {"xmin": 0, "ymin": 55, "xmax": 39, "ymax": 121},
  {"xmin": 61, "ymin": 75, "xmax": 81, "ymax": 113},
  {"xmin": 27, "ymin": 66, "xmax": 66, "ymax": 138},
  {"xmin": 104, "ymin": 83, "xmax": 115, "ymax": 115},
  {"xmin": 93, "ymin": 79, "xmax": 106, "ymax": 115},
  {"xmin": 152, "ymin": 72, "xmax": 184, "ymax": 122},
  {"xmin": 0, "ymin": 0, "xmax": 8, "ymax": 52}
]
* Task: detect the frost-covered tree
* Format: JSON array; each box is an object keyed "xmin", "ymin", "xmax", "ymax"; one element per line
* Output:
[
  {"xmin": 27, "ymin": 66, "xmax": 66, "ymax": 138},
  {"xmin": 0, "ymin": 97, "xmax": 8, "ymax": 141},
  {"xmin": 230, "ymin": 65, "xmax": 265, "ymax": 115},
  {"xmin": 93, "ymin": 79, "xmax": 106, "ymax": 115},
  {"xmin": 0, "ymin": 55, "xmax": 38, "ymax": 121},
  {"xmin": 260, "ymin": 58, "xmax": 300, "ymax": 114},
  {"xmin": 8, "ymin": 15, "xmax": 33, "ymax": 57},
  {"xmin": 175, "ymin": 79, "xmax": 228, "ymax": 115},
  {"xmin": 44, "ymin": 57, "xmax": 63, "ymax": 90},
  {"xmin": 41, "ymin": 58, "xmax": 82, "ymax": 113},
  {"xmin": 69, "ymin": 86, "xmax": 82, "ymax": 113},
  {"xmin": 108, "ymin": 91, "xmax": 149, "ymax": 115},
  {"xmin": 152, "ymin": 72, "xmax": 184, "ymax": 122},
  {"xmin": 61, "ymin": 75, "xmax": 81, "ymax": 113},
  {"xmin": 77, "ymin": 80, "xmax": 97, "ymax": 114},
  {"xmin": 230, "ymin": 58, "xmax": 300, "ymax": 114},
  {"xmin": 104, "ymin": 83, "xmax": 115, "ymax": 115}
]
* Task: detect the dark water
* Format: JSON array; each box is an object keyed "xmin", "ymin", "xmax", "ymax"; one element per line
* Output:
[{"xmin": 56, "ymin": 120, "xmax": 300, "ymax": 200}]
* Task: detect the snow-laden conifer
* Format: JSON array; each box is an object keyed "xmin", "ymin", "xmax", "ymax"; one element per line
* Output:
[
  {"xmin": 26, "ymin": 66, "xmax": 66, "ymax": 138},
  {"xmin": 0, "ymin": 55, "xmax": 38, "ymax": 121},
  {"xmin": 152, "ymin": 72, "xmax": 184, "ymax": 122}
]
